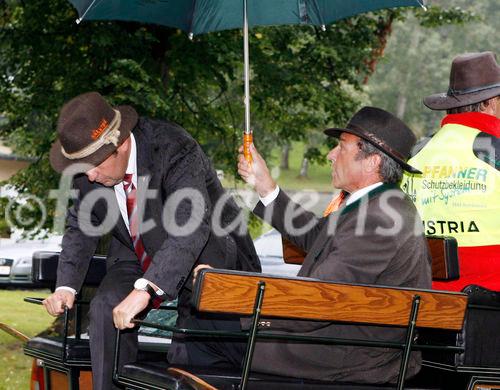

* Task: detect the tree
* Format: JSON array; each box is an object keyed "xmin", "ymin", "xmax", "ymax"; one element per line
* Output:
[
  {"xmin": 280, "ymin": 144, "xmax": 290, "ymax": 170},
  {"xmin": 367, "ymin": 0, "xmax": 492, "ymax": 137},
  {"xmin": 0, "ymin": 0, "xmax": 471, "ymax": 233}
]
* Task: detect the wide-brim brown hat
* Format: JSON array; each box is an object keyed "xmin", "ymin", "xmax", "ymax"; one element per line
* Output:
[
  {"xmin": 50, "ymin": 92, "xmax": 138, "ymax": 173},
  {"xmin": 424, "ymin": 51, "xmax": 500, "ymax": 110},
  {"xmin": 324, "ymin": 106, "xmax": 422, "ymax": 174}
]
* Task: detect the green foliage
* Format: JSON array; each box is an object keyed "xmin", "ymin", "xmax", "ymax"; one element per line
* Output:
[
  {"xmin": 0, "ymin": 220, "xmax": 10, "ymax": 238},
  {"xmin": 367, "ymin": 1, "xmax": 495, "ymax": 137},
  {"xmin": 415, "ymin": 5, "xmax": 477, "ymax": 28},
  {"xmin": 0, "ymin": 198, "xmax": 10, "ymax": 237},
  {"xmin": 0, "ymin": 0, "xmax": 470, "ymax": 233},
  {"xmin": 245, "ymin": 213, "xmax": 268, "ymax": 240},
  {"xmin": 304, "ymin": 146, "xmax": 325, "ymax": 165}
]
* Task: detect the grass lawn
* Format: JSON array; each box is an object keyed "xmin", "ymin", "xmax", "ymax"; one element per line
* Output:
[
  {"xmin": 0, "ymin": 288, "xmax": 53, "ymax": 390},
  {"xmin": 268, "ymin": 142, "xmax": 333, "ymax": 192}
]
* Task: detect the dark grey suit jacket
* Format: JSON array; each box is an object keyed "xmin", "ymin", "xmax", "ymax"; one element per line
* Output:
[
  {"xmin": 56, "ymin": 117, "xmax": 261, "ymax": 300},
  {"xmin": 251, "ymin": 184, "xmax": 431, "ymax": 384}
]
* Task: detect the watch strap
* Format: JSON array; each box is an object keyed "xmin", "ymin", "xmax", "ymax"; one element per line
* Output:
[{"xmin": 144, "ymin": 283, "xmax": 157, "ymax": 299}]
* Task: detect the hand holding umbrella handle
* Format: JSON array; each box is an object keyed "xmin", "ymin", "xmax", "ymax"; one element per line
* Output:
[
  {"xmin": 237, "ymin": 143, "xmax": 276, "ymax": 198},
  {"xmin": 243, "ymin": 131, "xmax": 253, "ymax": 163}
]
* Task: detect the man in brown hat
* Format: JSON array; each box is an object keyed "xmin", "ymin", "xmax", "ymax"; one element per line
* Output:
[
  {"xmin": 42, "ymin": 92, "xmax": 261, "ymax": 389},
  {"xmin": 401, "ymin": 51, "xmax": 500, "ymax": 292},
  {"xmin": 237, "ymin": 106, "xmax": 431, "ymax": 384}
]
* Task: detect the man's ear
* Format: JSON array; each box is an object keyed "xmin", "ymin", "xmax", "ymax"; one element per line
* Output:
[
  {"xmin": 364, "ymin": 153, "xmax": 380, "ymax": 174},
  {"xmin": 479, "ymin": 97, "xmax": 498, "ymax": 116},
  {"xmin": 117, "ymin": 136, "xmax": 132, "ymax": 154}
]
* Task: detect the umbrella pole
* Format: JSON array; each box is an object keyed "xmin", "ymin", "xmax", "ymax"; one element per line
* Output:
[
  {"xmin": 243, "ymin": 0, "xmax": 253, "ymax": 162},
  {"xmin": 75, "ymin": 0, "xmax": 98, "ymax": 24}
]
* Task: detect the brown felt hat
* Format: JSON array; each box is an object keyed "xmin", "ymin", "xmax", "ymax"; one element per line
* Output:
[
  {"xmin": 424, "ymin": 51, "xmax": 500, "ymax": 110},
  {"xmin": 50, "ymin": 92, "xmax": 138, "ymax": 173},
  {"xmin": 324, "ymin": 106, "xmax": 421, "ymax": 174}
]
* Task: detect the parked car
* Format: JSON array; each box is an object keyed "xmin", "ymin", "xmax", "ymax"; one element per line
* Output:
[{"xmin": 0, "ymin": 235, "xmax": 62, "ymax": 287}]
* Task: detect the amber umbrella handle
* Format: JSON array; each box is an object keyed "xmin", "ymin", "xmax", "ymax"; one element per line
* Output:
[{"xmin": 243, "ymin": 132, "xmax": 253, "ymax": 163}]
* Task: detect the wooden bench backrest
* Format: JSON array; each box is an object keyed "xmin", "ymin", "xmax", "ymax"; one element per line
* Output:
[
  {"xmin": 283, "ymin": 236, "xmax": 460, "ymax": 281},
  {"xmin": 194, "ymin": 270, "xmax": 467, "ymax": 331}
]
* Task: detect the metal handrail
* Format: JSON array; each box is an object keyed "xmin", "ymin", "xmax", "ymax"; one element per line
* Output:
[{"xmin": 131, "ymin": 319, "xmax": 464, "ymax": 353}]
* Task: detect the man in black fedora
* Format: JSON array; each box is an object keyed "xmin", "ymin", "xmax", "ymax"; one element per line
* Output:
[
  {"xmin": 237, "ymin": 106, "xmax": 431, "ymax": 383},
  {"xmin": 43, "ymin": 92, "xmax": 261, "ymax": 389},
  {"xmin": 401, "ymin": 51, "xmax": 500, "ymax": 293}
]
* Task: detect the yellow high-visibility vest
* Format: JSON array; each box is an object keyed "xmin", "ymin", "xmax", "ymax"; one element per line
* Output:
[{"xmin": 401, "ymin": 123, "xmax": 499, "ymax": 247}]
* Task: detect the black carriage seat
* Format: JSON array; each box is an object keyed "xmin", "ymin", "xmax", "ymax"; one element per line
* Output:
[
  {"xmin": 24, "ymin": 251, "xmax": 107, "ymax": 368},
  {"xmin": 30, "ymin": 250, "xmax": 107, "ymax": 290},
  {"xmin": 422, "ymin": 284, "xmax": 500, "ymax": 372},
  {"xmin": 119, "ymin": 360, "xmax": 444, "ymax": 390},
  {"xmin": 25, "ymin": 336, "xmax": 92, "ymax": 365},
  {"xmin": 460, "ymin": 284, "xmax": 500, "ymax": 368}
]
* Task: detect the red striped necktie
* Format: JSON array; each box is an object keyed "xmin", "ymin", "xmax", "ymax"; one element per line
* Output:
[
  {"xmin": 123, "ymin": 173, "xmax": 152, "ymax": 272},
  {"xmin": 123, "ymin": 174, "xmax": 162, "ymax": 308}
]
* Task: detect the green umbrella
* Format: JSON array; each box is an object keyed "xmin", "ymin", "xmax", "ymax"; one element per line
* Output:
[{"xmin": 68, "ymin": 0, "xmax": 426, "ymax": 160}]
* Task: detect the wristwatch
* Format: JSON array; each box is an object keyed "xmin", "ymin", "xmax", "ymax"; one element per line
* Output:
[{"xmin": 133, "ymin": 278, "xmax": 165, "ymax": 299}]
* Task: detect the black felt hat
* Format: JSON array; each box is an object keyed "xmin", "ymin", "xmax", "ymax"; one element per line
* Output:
[{"xmin": 324, "ymin": 106, "xmax": 421, "ymax": 174}]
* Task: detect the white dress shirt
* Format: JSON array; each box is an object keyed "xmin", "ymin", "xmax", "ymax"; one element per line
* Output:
[
  {"xmin": 259, "ymin": 185, "xmax": 281, "ymax": 206},
  {"xmin": 259, "ymin": 182, "xmax": 383, "ymax": 207},
  {"xmin": 344, "ymin": 182, "xmax": 383, "ymax": 206},
  {"xmin": 114, "ymin": 133, "xmax": 137, "ymax": 234}
]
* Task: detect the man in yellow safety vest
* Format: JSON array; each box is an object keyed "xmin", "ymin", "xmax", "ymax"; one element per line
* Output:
[{"xmin": 401, "ymin": 51, "xmax": 500, "ymax": 291}]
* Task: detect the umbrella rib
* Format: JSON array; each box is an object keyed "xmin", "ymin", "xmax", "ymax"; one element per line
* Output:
[
  {"xmin": 417, "ymin": 0, "xmax": 428, "ymax": 11},
  {"xmin": 76, "ymin": 0, "xmax": 101, "ymax": 24},
  {"xmin": 187, "ymin": 0, "xmax": 197, "ymax": 36},
  {"xmin": 310, "ymin": 0, "xmax": 326, "ymax": 28}
]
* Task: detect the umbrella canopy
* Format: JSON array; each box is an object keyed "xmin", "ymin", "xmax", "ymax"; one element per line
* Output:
[
  {"xmin": 70, "ymin": 0, "xmax": 425, "ymax": 35},
  {"xmin": 68, "ymin": 0, "xmax": 426, "ymax": 160}
]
